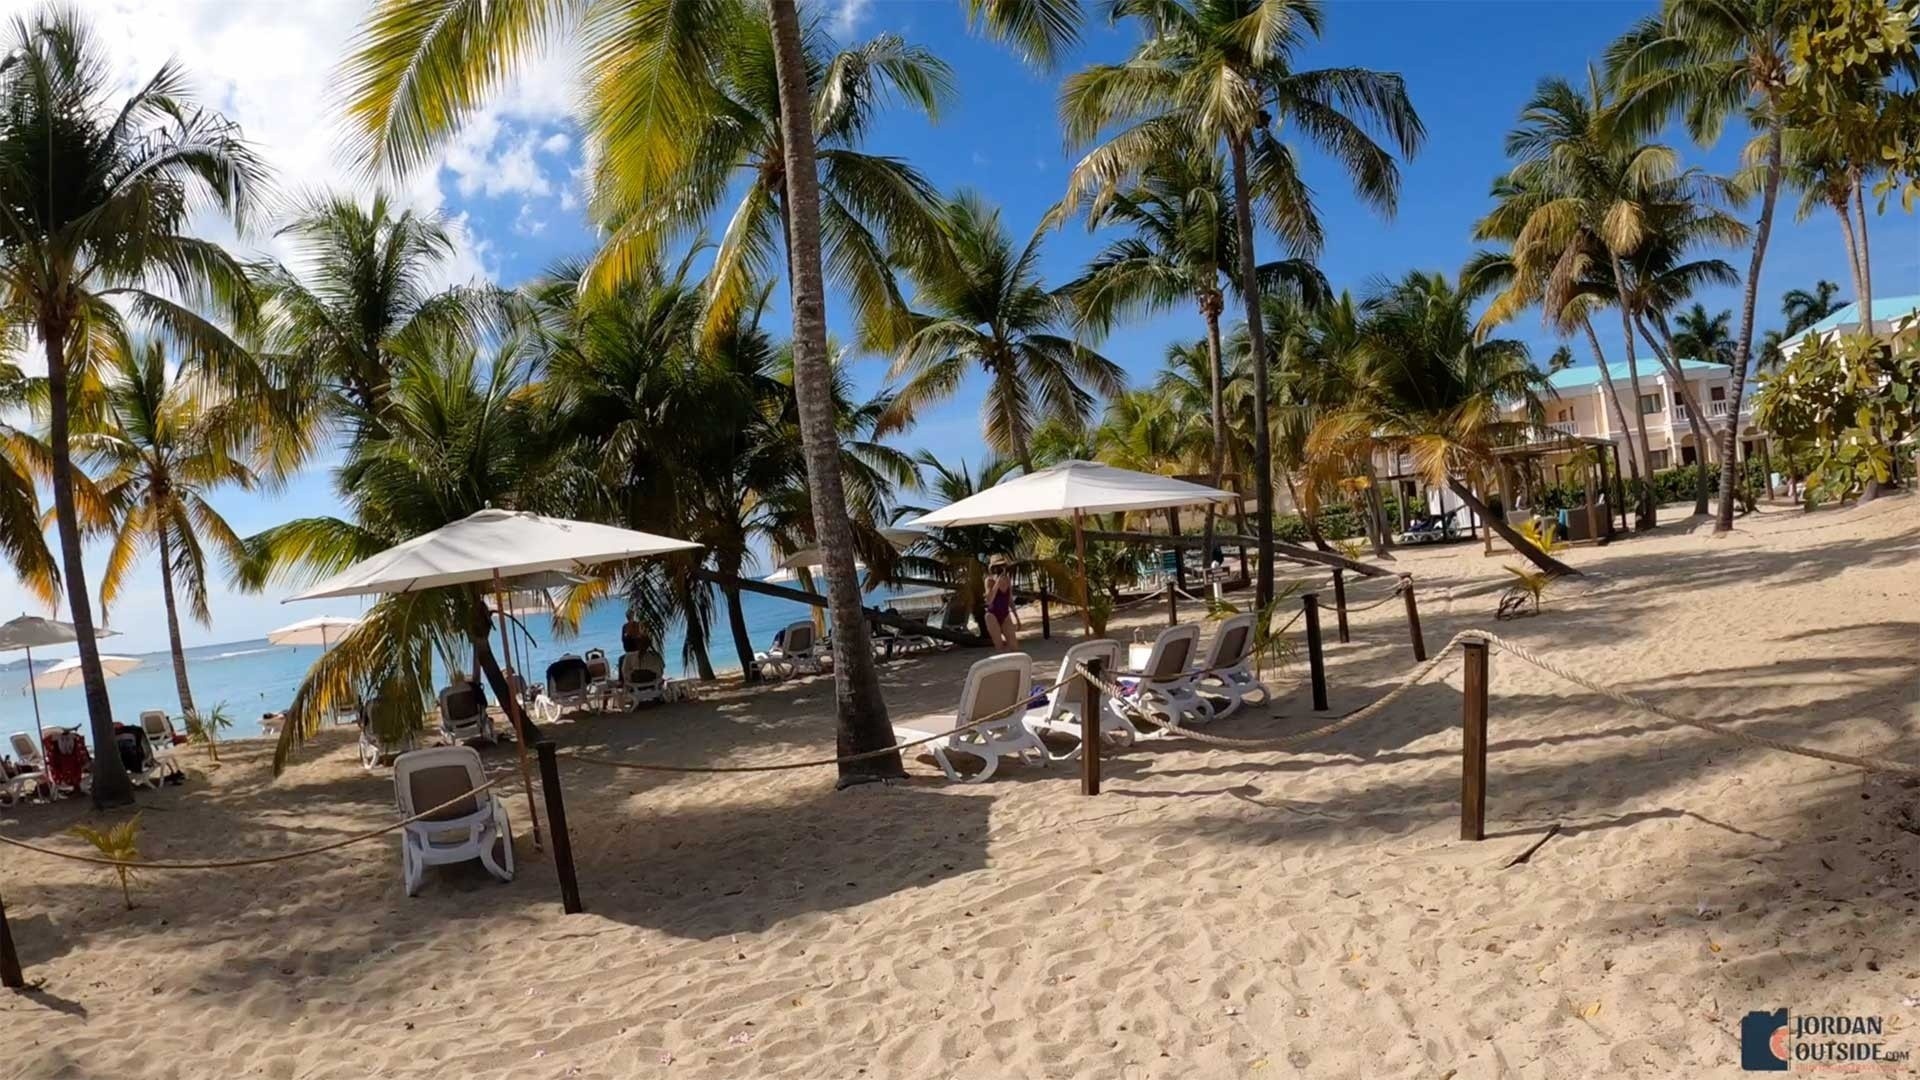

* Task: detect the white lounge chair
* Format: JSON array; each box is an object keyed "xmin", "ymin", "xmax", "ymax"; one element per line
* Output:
[
  {"xmin": 1118, "ymin": 623, "xmax": 1213, "ymax": 733},
  {"xmin": 437, "ymin": 681, "xmax": 496, "ymax": 744},
  {"xmin": 508, "ymin": 672, "xmax": 559, "ymax": 727},
  {"xmin": 616, "ymin": 650, "xmax": 665, "ymax": 708},
  {"xmin": 3, "ymin": 732, "xmax": 45, "ymax": 803},
  {"xmin": 358, "ymin": 696, "xmax": 418, "ymax": 771},
  {"xmin": 546, "ymin": 655, "xmax": 593, "ymax": 714},
  {"xmin": 393, "ymin": 746, "xmax": 513, "ymax": 896},
  {"xmin": 755, "ymin": 620, "xmax": 823, "ymax": 679},
  {"xmin": 137, "ymin": 711, "xmax": 185, "ymax": 780},
  {"xmin": 1191, "ymin": 613, "xmax": 1269, "ymax": 720},
  {"xmin": 891, "ymin": 653, "xmax": 1049, "ymax": 782},
  {"xmin": 1025, "ymin": 639, "xmax": 1134, "ymax": 760}
]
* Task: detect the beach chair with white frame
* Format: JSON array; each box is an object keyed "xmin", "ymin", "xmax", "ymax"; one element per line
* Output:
[
  {"xmin": 1191, "ymin": 613, "xmax": 1267, "ymax": 719},
  {"xmin": 437, "ymin": 680, "xmax": 496, "ymax": 744},
  {"xmin": 1025, "ymin": 639, "xmax": 1133, "ymax": 760},
  {"xmin": 3, "ymin": 732, "xmax": 45, "ymax": 803},
  {"xmin": 1118, "ymin": 623, "xmax": 1213, "ymax": 733},
  {"xmin": 392, "ymin": 746, "xmax": 513, "ymax": 896},
  {"xmin": 616, "ymin": 650, "xmax": 665, "ymax": 708},
  {"xmin": 137, "ymin": 710, "xmax": 185, "ymax": 780},
  {"xmin": 891, "ymin": 652, "xmax": 1048, "ymax": 782},
  {"xmin": 754, "ymin": 620, "xmax": 820, "ymax": 680}
]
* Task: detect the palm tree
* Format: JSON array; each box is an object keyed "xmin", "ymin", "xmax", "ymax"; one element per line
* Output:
[
  {"xmin": 1306, "ymin": 272, "xmax": 1574, "ymax": 576},
  {"xmin": 885, "ymin": 193, "xmax": 1125, "ymax": 469},
  {"xmin": 1060, "ymin": 0, "xmax": 1423, "ymax": 605},
  {"xmin": 1784, "ymin": 133, "xmax": 1875, "ymax": 308},
  {"xmin": 250, "ymin": 193, "xmax": 512, "ymax": 445},
  {"xmin": 82, "ymin": 342, "xmax": 258, "ymax": 719},
  {"xmin": 1781, "ymin": 281, "xmax": 1844, "ymax": 335},
  {"xmin": 1670, "ymin": 303, "xmax": 1736, "ymax": 365},
  {"xmin": 1607, "ymin": 0, "xmax": 1806, "ymax": 533},
  {"xmin": 895, "ymin": 452, "xmax": 1021, "ymax": 636},
  {"xmin": 0, "ymin": 8, "xmax": 265, "ymax": 806},
  {"xmin": 235, "ymin": 345, "xmax": 576, "ymax": 772},
  {"xmin": 343, "ymin": 0, "xmax": 1084, "ymax": 785},
  {"xmin": 1066, "ymin": 147, "xmax": 1327, "ymax": 559}
]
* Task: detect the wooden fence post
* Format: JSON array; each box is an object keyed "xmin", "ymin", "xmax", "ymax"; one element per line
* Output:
[
  {"xmin": 1460, "ymin": 640, "xmax": 1489, "ymax": 841},
  {"xmin": 0, "ymin": 888, "xmax": 23, "ymax": 988},
  {"xmin": 1040, "ymin": 591, "xmax": 1051, "ymax": 639},
  {"xmin": 1303, "ymin": 593, "xmax": 1328, "ymax": 712},
  {"xmin": 1080, "ymin": 657, "xmax": 1104, "ymax": 796},
  {"xmin": 534, "ymin": 741, "xmax": 584, "ymax": 914},
  {"xmin": 1400, "ymin": 575, "xmax": 1427, "ymax": 661},
  {"xmin": 1331, "ymin": 569, "xmax": 1350, "ymax": 643}
]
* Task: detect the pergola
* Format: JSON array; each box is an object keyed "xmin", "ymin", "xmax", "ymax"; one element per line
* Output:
[{"xmin": 1490, "ymin": 432, "xmax": 1627, "ymax": 546}]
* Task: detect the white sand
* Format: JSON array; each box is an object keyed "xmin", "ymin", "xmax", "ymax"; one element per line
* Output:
[{"xmin": 2, "ymin": 497, "xmax": 1916, "ymax": 1079}]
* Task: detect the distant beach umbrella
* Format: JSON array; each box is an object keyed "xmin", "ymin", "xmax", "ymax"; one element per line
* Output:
[
  {"xmin": 907, "ymin": 460, "xmax": 1235, "ymax": 637},
  {"xmin": 0, "ymin": 614, "xmax": 121, "ymax": 760},
  {"xmin": 35, "ymin": 654, "xmax": 141, "ymax": 691},
  {"xmin": 267, "ymin": 615, "xmax": 362, "ymax": 649}
]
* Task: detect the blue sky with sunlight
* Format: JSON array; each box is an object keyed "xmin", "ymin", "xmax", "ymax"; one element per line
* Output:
[{"xmin": 29, "ymin": 0, "xmax": 1920, "ymax": 653}]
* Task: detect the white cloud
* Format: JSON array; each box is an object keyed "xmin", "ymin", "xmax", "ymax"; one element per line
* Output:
[
  {"xmin": 541, "ymin": 132, "xmax": 572, "ymax": 155},
  {"xmin": 512, "ymin": 203, "xmax": 549, "ymax": 237},
  {"xmin": 828, "ymin": 0, "xmax": 873, "ymax": 37}
]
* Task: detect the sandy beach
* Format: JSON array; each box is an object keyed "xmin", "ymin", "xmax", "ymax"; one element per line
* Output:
[{"xmin": 2, "ymin": 497, "xmax": 1916, "ymax": 1079}]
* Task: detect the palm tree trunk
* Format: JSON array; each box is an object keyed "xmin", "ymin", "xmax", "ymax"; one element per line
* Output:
[
  {"xmin": 1833, "ymin": 194, "xmax": 1868, "ymax": 310},
  {"xmin": 156, "ymin": 526, "xmax": 197, "ymax": 717},
  {"xmin": 1643, "ymin": 315, "xmax": 1712, "ymax": 515},
  {"xmin": 44, "ymin": 321, "xmax": 132, "ymax": 807},
  {"xmin": 1580, "ymin": 316, "xmax": 1643, "ymax": 516},
  {"xmin": 1282, "ymin": 470, "xmax": 1333, "ymax": 552},
  {"xmin": 1200, "ymin": 291, "xmax": 1226, "ymax": 578},
  {"xmin": 1850, "ymin": 168, "xmax": 1873, "ymax": 306},
  {"xmin": 1227, "ymin": 135, "xmax": 1275, "ymax": 606},
  {"xmin": 1715, "ymin": 125, "xmax": 1784, "ymax": 534},
  {"xmin": 722, "ymin": 582, "xmax": 758, "ymax": 681},
  {"xmin": 1165, "ymin": 508, "xmax": 1187, "ymax": 591},
  {"xmin": 1447, "ymin": 477, "xmax": 1577, "ymax": 576},
  {"xmin": 1610, "ymin": 257, "xmax": 1657, "ymax": 529},
  {"xmin": 766, "ymin": 0, "xmax": 902, "ymax": 784},
  {"xmin": 684, "ymin": 602, "xmax": 717, "ymax": 682}
]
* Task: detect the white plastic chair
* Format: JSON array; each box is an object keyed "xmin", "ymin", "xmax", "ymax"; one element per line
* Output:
[
  {"xmin": 1192, "ymin": 613, "xmax": 1268, "ymax": 719},
  {"xmin": 618, "ymin": 651, "xmax": 665, "ymax": 708},
  {"xmin": 393, "ymin": 746, "xmax": 513, "ymax": 896},
  {"xmin": 1025, "ymin": 639, "xmax": 1134, "ymax": 760},
  {"xmin": 545, "ymin": 655, "xmax": 593, "ymax": 713},
  {"xmin": 1119, "ymin": 623, "xmax": 1213, "ymax": 733},
  {"xmin": 891, "ymin": 653, "xmax": 1048, "ymax": 782},
  {"xmin": 137, "ymin": 711, "xmax": 185, "ymax": 780},
  {"xmin": 754, "ymin": 620, "xmax": 819, "ymax": 680},
  {"xmin": 437, "ymin": 682, "xmax": 496, "ymax": 744},
  {"xmin": 358, "ymin": 697, "xmax": 418, "ymax": 771},
  {"xmin": 3, "ymin": 732, "xmax": 45, "ymax": 803}
]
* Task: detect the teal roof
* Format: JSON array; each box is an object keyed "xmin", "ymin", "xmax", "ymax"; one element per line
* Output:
[
  {"xmin": 1803, "ymin": 295, "xmax": 1920, "ymax": 336},
  {"xmin": 1545, "ymin": 356, "xmax": 1726, "ymax": 391}
]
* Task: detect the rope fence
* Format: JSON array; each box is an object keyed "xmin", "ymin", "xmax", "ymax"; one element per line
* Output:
[{"xmin": 0, "ymin": 779, "xmax": 502, "ymax": 870}]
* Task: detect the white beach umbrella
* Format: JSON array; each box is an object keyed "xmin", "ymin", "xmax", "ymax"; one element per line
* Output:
[
  {"xmin": 908, "ymin": 460, "xmax": 1234, "ymax": 636},
  {"xmin": 0, "ymin": 615, "xmax": 121, "ymax": 753},
  {"xmin": 283, "ymin": 509, "xmax": 700, "ymax": 848},
  {"xmin": 267, "ymin": 615, "xmax": 362, "ymax": 649},
  {"xmin": 35, "ymin": 654, "xmax": 141, "ymax": 691},
  {"xmin": 289, "ymin": 509, "xmax": 700, "ymax": 601}
]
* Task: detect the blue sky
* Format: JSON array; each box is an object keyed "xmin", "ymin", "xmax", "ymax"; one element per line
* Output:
[{"xmin": 16, "ymin": 0, "xmax": 1915, "ymax": 654}]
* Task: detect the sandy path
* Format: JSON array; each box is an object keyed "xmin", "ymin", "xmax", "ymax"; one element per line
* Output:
[{"xmin": 2, "ymin": 497, "xmax": 1916, "ymax": 1079}]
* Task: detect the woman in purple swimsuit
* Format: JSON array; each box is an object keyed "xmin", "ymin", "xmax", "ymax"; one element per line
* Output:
[{"xmin": 984, "ymin": 558, "xmax": 1020, "ymax": 651}]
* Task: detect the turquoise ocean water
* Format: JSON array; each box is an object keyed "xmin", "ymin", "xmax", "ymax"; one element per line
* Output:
[{"xmin": 0, "ymin": 588, "xmax": 897, "ymax": 740}]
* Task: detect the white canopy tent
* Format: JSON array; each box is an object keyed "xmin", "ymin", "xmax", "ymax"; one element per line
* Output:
[
  {"xmin": 284, "ymin": 509, "xmax": 700, "ymax": 847},
  {"xmin": 908, "ymin": 460, "xmax": 1235, "ymax": 636}
]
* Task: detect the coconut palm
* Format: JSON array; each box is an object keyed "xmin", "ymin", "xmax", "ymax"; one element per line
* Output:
[
  {"xmin": 234, "ymin": 345, "xmax": 577, "ymax": 772},
  {"xmin": 1782, "ymin": 281, "xmax": 1844, "ymax": 335},
  {"xmin": 0, "ymin": 8, "xmax": 266, "ymax": 806},
  {"xmin": 885, "ymin": 192, "xmax": 1125, "ymax": 469},
  {"xmin": 894, "ymin": 452, "xmax": 1021, "ymax": 637},
  {"xmin": 1306, "ymin": 272, "xmax": 1573, "ymax": 576},
  {"xmin": 81, "ymin": 342, "xmax": 258, "ymax": 719},
  {"xmin": 1059, "ymin": 0, "xmax": 1423, "ymax": 605},
  {"xmin": 1607, "ymin": 0, "xmax": 1806, "ymax": 533},
  {"xmin": 1066, "ymin": 147, "xmax": 1327, "ymax": 558},
  {"xmin": 1670, "ymin": 303, "xmax": 1736, "ymax": 365}
]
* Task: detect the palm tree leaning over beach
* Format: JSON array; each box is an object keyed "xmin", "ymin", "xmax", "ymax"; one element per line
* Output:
[
  {"xmin": 1059, "ymin": 0, "xmax": 1423, "ymax": 607},
  {"xmin": 0, "ymin": 7, "xmax": 266, "ymax": 806},
  {"xmin": 884, "ymin": 192, "xmax": 1125, "ymax": 469},
  {"xmin": 82, "ymin": 342, "xmax": 260, "ymax": 720},
  {"xmin": 1607, "ymin": 0, "xmax": 1803, "ymax": 534}
]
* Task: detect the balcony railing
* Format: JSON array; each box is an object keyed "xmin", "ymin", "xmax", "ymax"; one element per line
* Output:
[
  {"xmin": 1547, "ymin": 420, "xmax": 1578, "ymax": 436},
  {"xmin": 1708, "ymin": 399, "xmax": 1730, "ymax": 417}
]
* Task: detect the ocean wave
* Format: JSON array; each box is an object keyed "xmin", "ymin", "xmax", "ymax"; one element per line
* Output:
[{"xmin": 207, "ymin": 646, "xmax": 282, "ymax": 661}]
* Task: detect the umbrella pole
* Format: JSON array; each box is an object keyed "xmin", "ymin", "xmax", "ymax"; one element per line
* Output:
[
  {"xmin": 493, "ymin": 570, "xmax": 544, "ymax": 851},
  {"xmin": 1073, "ymin": 510, "xmax": 1092, "ymax": 639},
  {"xmin": 24, "ymin": 644, "xmax": 47, "ymax": 797}
]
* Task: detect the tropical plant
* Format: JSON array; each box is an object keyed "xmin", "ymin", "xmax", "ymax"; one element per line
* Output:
[
  {"xmin": 1607, "ymin": 0, "xmax": 1807, "ymax": 533},
  {"xmin": 884, "ymin": 193, "xmax": 1124, "ymax": 468},
  {"xmin": 80, "ymin": 342, "xmax": 259, "ymax": 719},
  {"xmin": 1203, "ymin": 585, "xmax": 1299, "ymax": 678},
  {"xmin": 182, "ymin": 702, "xmax": 234, "ymax": 765},
  {"xmin": 70, "ymin": 814, "xmax": 142, "ymax": 909},
  {"xmin": 234, "ymin": 345, "xmax": 577, "ymax": 773},
  {"xmin": 1782, "ymin": 281, "xmax": 1845, "ymax": 335},
  {"xmin": 1059, "ymin": 0, "xmax": 1423, "ymax": 607},
  {"xmin": 1752, "ymin": 321, "xmax": 1919, "ymax": 504},
  {"xmin": 1304, "ymin": 271, "xmax": 1575, "ymax": 576},
  {"xmin": 895, "ymin": 452, "xmax": 1022, "ymax": 637},
  {"xmin": 1670, "ymin": 303, "xmax": 1736, "ymax": 365},
  {"xmin": 0, "ymin": 8, "xmax": 266, "ymax": 807}
]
